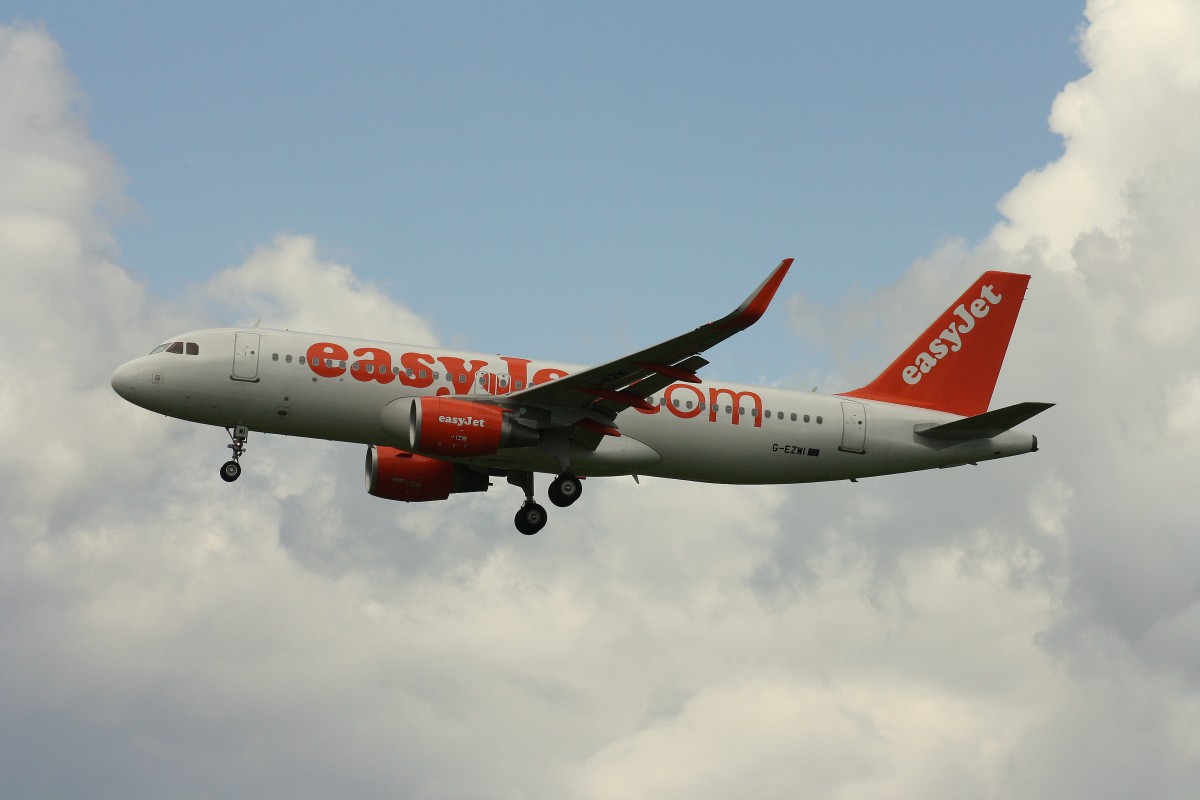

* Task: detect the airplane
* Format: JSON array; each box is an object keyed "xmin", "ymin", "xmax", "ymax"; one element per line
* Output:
[{"xmin": 110, "ymin": 261, "xmax": 1052, "ymax": 534}]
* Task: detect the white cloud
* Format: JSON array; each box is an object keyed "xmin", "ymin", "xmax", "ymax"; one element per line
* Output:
[
  {"xmin": 993, "ymin": 0, "xmax": 1200, "ymax": 270},
  {"xmin": 3, "ymin": 2, "xmax": 1200, "ymax": 798},
  {"xmin": 204, "ymin": 234, "xmax": 439, "ymax": 345}
]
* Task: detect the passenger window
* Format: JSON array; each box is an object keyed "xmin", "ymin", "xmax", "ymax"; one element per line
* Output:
[
  {"xmin": 804, "ymin": 414, "xmax": 811, "ymax": 423},
  {"xmin": 186, "ymin": 342, "xmax": 199, "ymax": 355},
  {"xmin": 165, "ymin": 341, "xmax": 184, "ymax": 354},
  {"xmin": 285, "ymin": 355, "xmax": 293, "ymax": 364},
  {"xmin": 790, "ymin": 413, "xmax": 797, "ymax": 421},
  {"xmin": 515, "ymin": 381, "xmax": 524, "ymax": 390},
  {"xmin": 272, "ymin": 353, "xmax": 279, "ymax": 361},
  {"xmin": 685, "ymin": 400, "xmax": 693, "ymax": 409},
  {"xmin": 816, "ymin": 416, "xmax": 823, "ymax": 424}
]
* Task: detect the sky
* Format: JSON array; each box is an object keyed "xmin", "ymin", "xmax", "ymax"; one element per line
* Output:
[{"xmin": 2, "ymin": 1, "xmax": 1200, "ymax": 798}]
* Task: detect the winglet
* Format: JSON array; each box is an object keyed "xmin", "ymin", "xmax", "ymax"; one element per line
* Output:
[{"xmin": 713, "ymin": 258, "xmax": 793, "ymax": 330}]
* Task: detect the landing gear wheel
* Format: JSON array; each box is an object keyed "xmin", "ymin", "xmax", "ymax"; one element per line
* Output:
[
  {"xmin": 221, "ymin": 424, "xmax": 249, "ymax": 484},
  {"xmin": 515, "ymin": 502, "xmax": 548, "ymax": 535},
  {"xmin": 548, "ymin": 473, "xmax": 583, "ymax": 507}
]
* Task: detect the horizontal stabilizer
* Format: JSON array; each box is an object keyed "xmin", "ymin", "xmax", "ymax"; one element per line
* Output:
[{"xmin": 915, "ymin": 402, "xmax": 1054, "ymax": 441}]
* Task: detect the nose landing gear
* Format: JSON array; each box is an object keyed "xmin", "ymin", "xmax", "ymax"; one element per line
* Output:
[{"xmin": 220, "ymin": 425, "xmax": 249, "ymax": 482}]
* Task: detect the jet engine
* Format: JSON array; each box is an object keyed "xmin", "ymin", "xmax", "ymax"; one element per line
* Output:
[
  {"xmin": 365, "ymin": 445, "xmax": 489, "ymax": 502},
  {"xmin": 408, "ymin": 396, "xmax": 539, "ymax": 457}
]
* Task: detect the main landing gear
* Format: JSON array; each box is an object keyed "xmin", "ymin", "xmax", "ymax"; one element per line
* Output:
[
  {"xmin": 508, "ymin": 470, "xmax": 583, "ymax": 535},
  {"xmin": 220, "ymin": 424, "xmax": 249, "ymax": 482},
  {"xmin": 548, "ymin": 472, "xmax": 583, "ymax": 508}
]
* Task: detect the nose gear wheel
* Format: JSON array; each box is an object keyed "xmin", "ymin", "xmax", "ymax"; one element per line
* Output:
[{"xmin": 220, "ymin": 425, "xmax": 249, "ymax": 482}]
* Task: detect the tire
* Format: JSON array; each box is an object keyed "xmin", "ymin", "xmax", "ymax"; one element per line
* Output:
[
  {"xmin": 548, "ymin": 474, "xmax": 582, "ymax": 507},
  {"xmin": 220, "ymin": 460, "xmax": 242, "ymax": 482},
  {"xmin": 515, "ymin": 502, "xmax": 547, "ymax": 535}
]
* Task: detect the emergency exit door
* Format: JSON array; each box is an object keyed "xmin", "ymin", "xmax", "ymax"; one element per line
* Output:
[
  {"xmin": 839, "ymin": 401, "xmax": 866, "ymax": 453},
  {"xmin": 232, "ymin": 332, "xmax": 261, "ymax": 381}
]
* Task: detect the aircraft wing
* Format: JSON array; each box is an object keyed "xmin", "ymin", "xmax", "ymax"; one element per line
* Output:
[{"xmin": 502, "ymin": 258, "xmax": 792, "ymax": 423}]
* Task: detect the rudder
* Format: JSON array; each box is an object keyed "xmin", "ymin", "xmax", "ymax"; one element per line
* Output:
[{"xmin": 842, "ymin": 271, "xmax": 1030, "ymax": 417}]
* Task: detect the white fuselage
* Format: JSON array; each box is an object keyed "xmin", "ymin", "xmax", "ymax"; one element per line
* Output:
[{"xmin": 110, "ymin": 328, "xmax": 1037, "ymax": 483}]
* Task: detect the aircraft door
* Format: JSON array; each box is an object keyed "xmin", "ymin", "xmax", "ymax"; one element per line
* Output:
[
  {"xmin": 232, "ymin": 332, "xmax": 261, "ymax": 382},
  {"xmin": 839, "ymin": 401, "xmax": 866, "ymax": 453}
]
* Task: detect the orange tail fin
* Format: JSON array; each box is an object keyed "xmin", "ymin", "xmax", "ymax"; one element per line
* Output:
[{"xmin": 842, "ymin": 271, "xmax": 1030, "ymax": 417}]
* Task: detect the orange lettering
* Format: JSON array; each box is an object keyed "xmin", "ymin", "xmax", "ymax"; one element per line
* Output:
[
  {"xmin": 306, "ymin": 342, "xmax": 348, "ymax": 378},
  {"xmin": 708, "ymin": 387, "xmax": 763, "ymax": 427},
  {"xmin": 532, "ymin": 368, "xmax": 570, "ymax": 385},
  {"xmin": 398, "ymin": 352, "xmax": 435, "ymax": 388},
  {"xmin": 438, "ymin": 356, "xmax": 489, "ymax": 395},
  {"xmin": 351, "ymin": 348, "xmax": 395, "ymax": 384},
  {"xmin": 665, "ymin": 384, "xmax": 705, "ymax": 419}
]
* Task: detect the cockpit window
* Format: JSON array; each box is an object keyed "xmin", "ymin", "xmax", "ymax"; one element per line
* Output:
[{"xmin": 151, "ymin": 341, "xmax": 199, "ymax": 355}]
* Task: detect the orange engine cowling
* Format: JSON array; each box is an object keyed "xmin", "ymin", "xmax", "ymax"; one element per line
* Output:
[
  {"xmin": 365, "ymin": 445, "xmax": 490, "ymax": 502},
  {"xmin": 408, "ymin": 396, "xmax": 539, "ymax": 457}
]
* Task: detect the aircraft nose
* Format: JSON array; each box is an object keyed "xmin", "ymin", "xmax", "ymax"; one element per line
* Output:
[{"xmin": 110, "ymin": 361, "xmax": 138, "ymax": 402}]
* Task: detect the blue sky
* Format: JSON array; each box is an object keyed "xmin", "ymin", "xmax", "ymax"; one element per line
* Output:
[{"xmin": 24, "ymin": 0, "xmax": 1083, "ymax": 369}]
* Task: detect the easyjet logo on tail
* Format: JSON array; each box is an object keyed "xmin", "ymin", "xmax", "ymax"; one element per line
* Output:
[{"xmin": 901, "ymin": 285, "xmax": 1003, "ymax": 385}]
